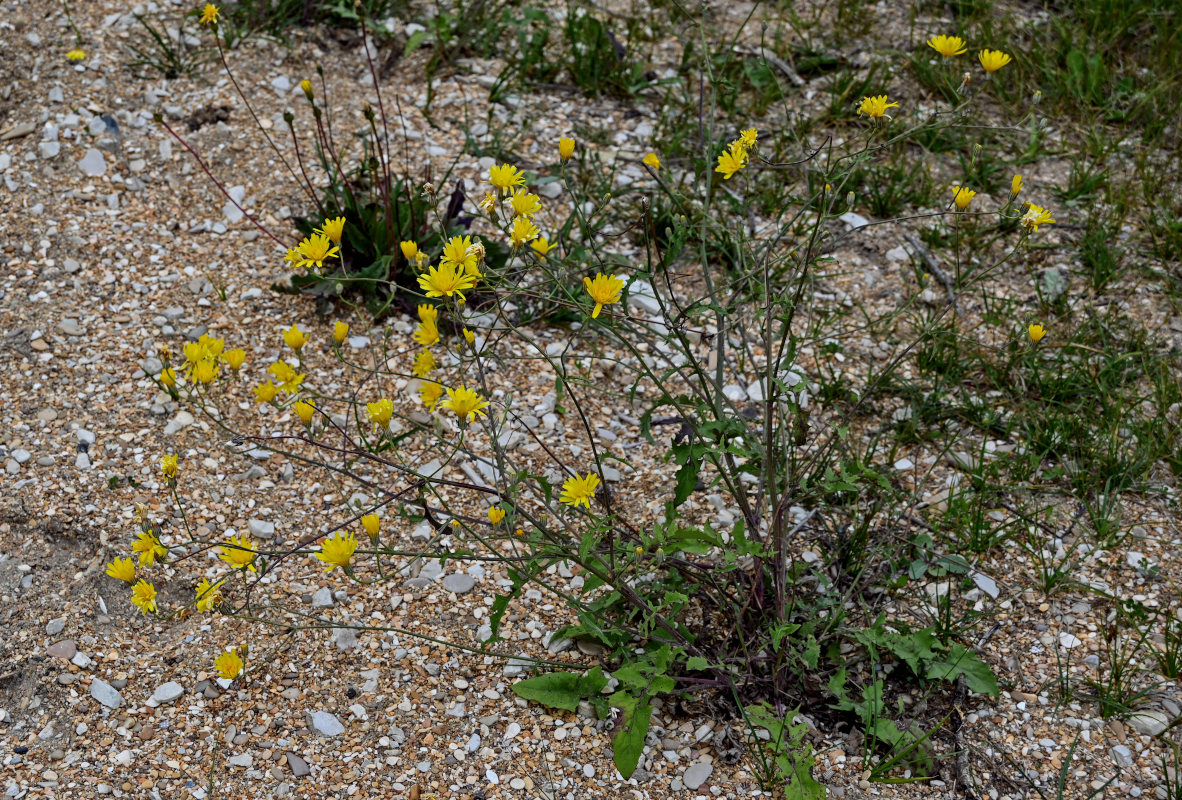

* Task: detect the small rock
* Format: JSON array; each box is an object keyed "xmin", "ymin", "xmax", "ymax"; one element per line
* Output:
[
  {"xmin": 1059, "ymin": 632, "xmax": 1082, "ymax": 649},
  {"xmin": 1111, "ymin": 745, "xmax": 1134, "ymax": 767},
  {"xmin": 310, "ymin": 711, "xmax": 345, "ymax": 737},
  {"xmin": 331, "ymin": 628, "xmax": 359, "ymax": 650},
  {"xmin": 441, "ymin": 573, "xmax": 475, "ymax": 594},
  {"xmin": 89, "ymin": 678, "xmax": 124, "ymax": 709},
  {"xmin": 683, "ymin": 762, "xmax": 714, "ymax": 790},
  {"xmin": 46, "ymin": 618, "xmax": 66, "ymax": 636},
  {"xmin": 78, "ymin": 148, "xmax": 107, "ymax": 177},
  {"xmin": 286, "ymin": 753, "xmax": 310, "ymax": 777},
  {"xmin": 311, "ymin": 587, "xmax": 333, "ymax": 608},
  {"xmin": 47, "ymin": 641, "xmax": 77, "ymax": 660},
  {"xmin": 838, "ymin": 211, "xmax": 870, "ymax": 228},
  {"xmin": 151, "ymin": 681, "xmax": 185, "ymax": 704},
  {"xmin": 971, "ymin": 572, "xmax": 999, "ymax": 599},
  {"xmin": 228, "ymin": 754, "xmax": 253, "ymax": 768},
  {"xmin": 1128, "ymin": 709, "xmax": 1169, "ymax": 737},
  {"xmin": 248, "ymin": 519, "xmax": 275, "ymax": 539}
]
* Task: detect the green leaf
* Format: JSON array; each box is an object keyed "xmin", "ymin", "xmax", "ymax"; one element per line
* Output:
[
  {"xmin": 686, "ymin": 656, "xmax": 709, "ymax": 671},
  {"xmin": 926, "ymin": 645, "xmax": 999, "ymax": 696},
  {"xmin": 511, "ymin": 667, "xmax": 608, "ymax": 712},
  {"xmin": 673, "ymin": 457, "xmax": 699, "ymax": 507},
  {"xmin": 609, "ymin": 692, "xmax": 652, "ymax": 779},
  {"xmin": 404, "ymin": 29, "xmax": 428, "ymax": 56}
]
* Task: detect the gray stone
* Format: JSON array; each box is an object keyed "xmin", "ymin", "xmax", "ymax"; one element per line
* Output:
[
  {"xmin": 311, "ymin": 587, "xmax": 333, "ymax": 608},
  {"xmin": 683, "ymin": 762, "xmax": 714, "ymax": 790},
  {"xmin": 78, "ymin": 148, "xmax": 107, "ymax": 176},
  {"xmin": 441, "ymin": 573, "xmax": 475, "ymax": 594},
  {"xmin": 75, "ymin": 452, "xmax": 92, "ymax": 469},
  {"xmin": 331, "ymin": 628, "xmax": 359, "ymax": 650},
  {"xmin": 838, "ymin": 211, "xmax": 870, "ymax": 228},
  {"xmin": 1111, "ymin": 744, "xmax": 1134, "ymax": 767},
  {"xmin": 88, "ymin": 116, "xmax": 107, "ymax": 136},
  {"xmin": 1128, "ymin": 709, "xmax": 1169, "ymax": 737},
  {"xmin": 419, "ymin": 560, "xmax": 443, "ymax": 581},
  {"xmin": 223, "ymin": 185, "xmax": 246, "ymax": 223},
  {"xmin": 12, "ymin": 449, "xmax": 30, "ymax": 464},
  {"xmin": 228, "ymin": 754, "xmax": 253, "ymax": 768},
  {"xmin": 271, "ymin": 76, "xmax": 292, "ymax": 93},
  {"xmin": 286, "ymin": 753, "xmax": 310, "ymax": 777},
  {"xmin": 46, "ymin": 618, "xmax": 66, "ymax": 636},
  {"xmin": 971, "ymin": 572, "xmax": 999, "ymax": 599},
  {"xmin": 90, "ymin": 678, "xmax": 124, "ymax": 709},
  {"xmin": 248, "ymin": 519, "xmax": 275, "ymax": 539},
  {"xmin": 151, "ymin": 681, "xmax": 185, "ymax": 704},
  {"xmin": 310, "ymin": 711, "xmax": 344, "ymax": 737},
  {"xmin": 38, "ymin": 141, "xmax": 60, "ymax": 159},
  {"xmin": 626, "ymin": 279, "xmax": 662, "ymax": 316}
]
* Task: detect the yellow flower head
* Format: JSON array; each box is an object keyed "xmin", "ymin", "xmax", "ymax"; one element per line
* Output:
[
  {"xmin": 418, "ymin": 304, "xmax": 439, "ymax": 325},
  {"xmin": 479, "ymin": 192, "xmax": 498, "ymax": 214},
  {"xmin": 195, "ymin": 578, "xmax": 225, "ymax": 612},
  {"xmin": 642, "ymin": 153, "xmax": 661, "ymax": 170},
  {"xmin": 283, "ymin": 324, "xmax": 308, "ymax": 351},
  {"xmin": 419, "ymin": 381, "xmax": 444, "ymax": 411},
  {"xmin": 361, "ymin": 513, "xmax": 381, "ymax": 541},
  {"xmin": 316, "ymin": 530, "xmax": 358, "ymax": 572},
  {"xmin": 131, "ymin": 579, "xmax": 158, "ymax": 615},
  {"xmin": 442, "ymin": 385, "xmax": 490, "ymax": 423},
  {"xmin": 66, "ymin": 48, "xmax": 86, "ymax": 62},
  {"xmin": 462, "ymin": 328, "xmax": 476, "ymax": 347},
  {"xmin": 440, "ymin": 235, "xmax": 478, "ymax": 273},
  {"xmin": 559, "ymin": 137, "xmax": 576, "ymax": 160},
  {"xmin": 857, "ymin": 95, "xmax": 899, "ymax": 120},
  {"xmin": 219, "ymin": 534, "xmax": 256, "ymax": 572},
  {"xmin": 222, "ymin": 348, "xmax": 246, "ymax": 371},
  {"xmin": 488, "ymin": 506, "xmax": 506, "ymax": 524},
  {"xmin": 255, "ymin": 380, "xmax": 279, "ymax": 403},
  {"xmin": 400, "ymin": 240, "xmax": 419, "ymax": 260},
  {"xmin": 952, "ymin": 186, "xmax": 976, "ymax": 211},
  {"xmin": 737, "ymin": 128, "xmax": 758, "ymax": 151},
  {"xmin": 1028, "ymin": 323, "xmax": 1046, "ymax": 343},
  {"xmin": 215, "ymin": 648, "xmax": 244, "ymax": 680},
  {"xmin": 583, "ymin": 273, "xmax": 625, "ymax": 319},
  {"xmin": 928, "ymin": 35, "xmax": 967, "ymax": 58},
  {"xmin": 509, "ymin": 188, "xmax": 542, "ymax": 218},
  {"xmin": 133, "ymin": 530, "xmax": 168, "ymax": 568},
  {"xmin": 192, "ymin": 358, "xmax": 219, "ymax": 384},
  {"xmin": 333, "ymin": 321, "xmax": 350, "ymax": 344},
  {"xmin": 294, "ymin": 399, "xmax": 316, "ymax": 425},
  {"xmin": 414, "ymin": 318, "xmax": 439, "ymax": 347},
  {"xmin": 292, "ymin": 233, "xmax": 341, "ymax": 269},
  {"xmin": 1020, "ymin": 203, "xmax": 1055, "ymax": 233},
  {"xmin": 715, "ymin": 144, "xmax": 748, "ymax": 180},
  {"xmin": 412, "ymin": 349, "xmax": 436, "ymax": 378},
  {"xmin": 161, "ymin": 454, "xmax": 179, "ymax": 481},
  {"xmin": 198, "ymin": 4, "xmax": 219, "ymax": 25},
  {"xmin": 317, "ymin": 216, "xmax": 346, "ymax": 244},
  {"xmin": 366, "ymin": 398, "xmax": 394, "ymax": 428},
  {"xmin": 268, "ymin": 361, "xmax": 304, "ymax": 393},
  {"xmin": 417, "ymin": 262, "xmax": 479, "ymax": 303},
  {"xmin": 560, "ymin": 472, "xmax": 601, "ymax": 509},
  {"xmin": 530, "ymin": 237, "xmax": 558, "ymax": 259},
  {"xmin": 489, "ymin": 163, "xmax": 526, "ymax": 194},
  {"xmin": 160, "ymin": 367, "xmax": 177, "ymax": 388},
  {"xmin": 105, "ymin": 557, "xmax": 137, "ymax": 584},
  {"xmin": 1011, "ymin": 174, "xmax": 1023, "ymax": 196},
  {"xmin": 300, "ymin": 79, "xmax": 314, "ymax": 101},
  {"xmin": 978, "ymin": 49, "xmax": 1012, "ymax": 73},
  {"xmin": 509, "ymin": 216, "xmax": 540, "ymax": 248}
]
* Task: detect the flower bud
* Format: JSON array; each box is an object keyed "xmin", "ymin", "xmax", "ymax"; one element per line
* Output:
[{"xmin": 300, "ymin": 79, "xmax": 314, "ymax": 102}]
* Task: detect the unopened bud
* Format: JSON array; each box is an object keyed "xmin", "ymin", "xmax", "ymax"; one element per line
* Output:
[
  {"xmin": 846, "ymin": 191, "xmax": 855, "ymax": 207},
  {"xmin": 300, "ymin": 79, "xmax": 314, "ymax": 102},
  {"xmin": 1032, "ymin": 90, "xmax": 1043, "ymax": 106},
  {"xmin": 283, "ymin": 111, "xmax": 295, "ymax": 126}
]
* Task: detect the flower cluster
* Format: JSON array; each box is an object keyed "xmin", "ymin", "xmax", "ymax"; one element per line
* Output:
[
  {"xmin": 284, "ymin": 216, "xmax": 345, "ymax": 271},
  {"xmin": 715, "ymin": 128, "xmax": 758, "ymax": 181},
  {"xmin": 177, "ymin": 333, "xmax": 245, "ymax": 386},
  {"xmin": 926, "ymin": 35, "xmax": 1013, "ymax": 75}
]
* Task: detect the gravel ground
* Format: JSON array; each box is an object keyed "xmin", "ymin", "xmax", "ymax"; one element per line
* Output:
[{"xmin": 3, "ymin": 1, "xmax": 1181, "ymax": 799}]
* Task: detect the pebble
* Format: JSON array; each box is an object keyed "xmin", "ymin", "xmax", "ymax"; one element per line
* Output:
[
  {"xmin": 248, "ymin": 519, "xmax": 275, "ymax": 539},
  {"xmin": 1111, "ymin": 745, "xmax": 1134, "ymax": 767},
  {"xmin": 228, "ymin": 754, "xmax": 253, "ymax": 768},
  {"xmin": 151, "ymin": 681, "xmax": 185, "ymax": 704},
  {"xmin": 310, "ymin": 711, "xmax": 344, "ymax": 737},
  {"xmin": 683, "ymin": 762, "xmax": 713, "ymax": 790},
  {"xmin": 89, "ymin": 678, "xmax": 124, "ymax": 709},
  {"xmin": 441, "ymin": 573, "xmax": 475, "ymax": 594},
  {"xmin": 46, "ymin": 618, "xmax": 66, "ymax": 636},
  {"xmin": 287, "ymin": 753, "xmax": 310, "ymax": 777},
  {"xmin": 12, "ymin": 449, "xmax": 31, "ymax": 464},
  {"xmin": 78, "ymin": 148, "xmax": 107, "ymax": 176},
  {"xmin": 311, "ymin": 587, "xmax": 334, "ymax": 607},
  {"xmin": 47, "ymin": 640, "xmax": 76, "ymax": 660},
  {"xmin": 1128, "ymin": 709, "xmax": 1169, "ymax": 736}
]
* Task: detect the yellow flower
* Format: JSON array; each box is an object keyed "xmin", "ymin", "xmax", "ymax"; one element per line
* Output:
[
  {"xmin": 462, "ymin": 328, "xmax": 476, "ymax": 347},
  {"xmin": 317, "ymin": 531, "xmax": 358, "ymax": 572},
  {"xmin": 978, "ymin": 49, "xmax": 1012, "ymax": 73},
  {"xmin": 414, "ymin": 318, "xmax": 439, "ymax": 347},
  {"xmin": 222, "ymin": 348, "xmax": 246, "ymax": 371},
  {"xmin": 133, "ymin": 530, "xmax": 168, "ymax": 568},
  {"xmin": 105, "ymin": 557, "xmax": 136, "ymax": 584},
  {"xmin": 418, "ymin": 303, "xmax": 439, "ymax": 325},
  {"xmin": 361, "ymin": 514, "xmax": 381, "ymax": 541},
  {"xmin": 198, "ymin": 3, "xmax": 219, "ymax": 25},
  {"xmin": 66, "ymin": 48, "xmax": 86, "ymax": 62},
  {"xmin": 284, "ymin": 248, "xmax": 300, "ymax": 266},
  {"xmin": 559, "ymin": 137, "xmax": 576, "ymax": 160},
  {"xmin": 192, "ymin": 358, "xmax": 218, "ymax": 384},
  {"xmin": 159, "ymin": 367, "xmax": 177, "ymax": 387},
  {"xmin": 1011, "ymin": 175, "xmax": 1023, "ymax": 196},
  {"xmin": 509, "ymin": 188, "xmax": 542, "ymax": 218},
  {"xmin": 530, "ymin": 237, "xmax": 558, "ymax": 259},
  {"xmin": 215, "ymin": 648, "xmax": 244, "ymax": 680},
  {"xmin": 488, "ymin": 506, "xmax": 506, "ymax": 524},
  {"xmin": 400, "ymin": 240, "xmax": 419, "ymax": 260},
  {"xmin": 316, "ymin": 216, "xmax": 346, "ymax": 244},
  {"xmin": 417, "ymin": 262, "xmax": 479, "ymax": 302},
  {"xmin": 333, "ymin": 321, "xmax": 350, "ymax": 344},
  {"xmin": 292, "ymin": 233, "xmax": 340, "ymax": 269},
  {"xmin": 489, "ymin": 163, "xmax": 526, "ymax": 194},
  {"xmin": 857, "ymin": 95, "xmax": 899, "ymax": 120},
  {"xmin": 218, "ymin": 534, "xmax": 256, "ymax": 572},
  {"xmin": 560, "ymin": 472, "xmax": 601, "ymax": 509},
  {"xmin": 952, "ymin": 186, "xmax": 976, "ymax": 210},
  {"xmin": 1028, "ymin": 323, "xmax": 1046, "ymax": 343},
  {"xmin": 419, "ymin": 381, "xmax": 444, "ymax": 410},
  {"xmin": 255, "ymin": 380, "xmax": 279, "ymax": 403},
  {"xmin": 509, "ymin": 216, "xmax": 540, "ymax": 248},
  {"xmin": 1020, "ymin": 203, "xmax": 1055, "ymax": 233},
  {"xmin": 737, "ymin": 128, "xmax": 758, "ymax": 151},
  {"xmin": 366, "ymin": 398, "xmax": 394, "ymax": 428},
  {"xmin": 300, "ymin": 79, "xmax": 314, "ymax": 101},
  {"xmin": 195, "ymin": 578, "xmax": 225, "ymax": 612},
  {"xmin": 131, "ymin": 579, "xmax": 158, "ymax": 615},
  {"xmin": 642, "ymin": 153, "xmax": 661, "ymax": 170},
  {"xmin": 440, "ymin": 235, "xmax": 478, "ymax": 273},
  {"xmin": 479, "ymin": 192, "xmax": 498, "ymax": 214},
  {"xmin": 294, "ymin": 399, "xmax": 316, "ymax": 425},
  {"xmin": 412, "ymin": 349, "xmax": 436, "ymax": 378},
  {"xmin": 928, "ymin": 35, "xmax": 967, "ymax": 58},
  {"xmin": 583, "ymin": 273, "xmax": 625, "ymax": 319},
  {"xmin": 715, "ymin": 144, "xmax": 748, "ymax": 180},
  {"xmin": 442, "ymin": 385, "xmax": 490, "ymax": 423},
  {"xmin": 283, "ymin": 324, "xmax": 308, "ymax": 351},
  {"xmin": 268, "ymin": 361, "xmax": 304, "ymax": 393},
  {"xmin": 161, "ymin": 454, "xmax": 179, "ymax": 481}
]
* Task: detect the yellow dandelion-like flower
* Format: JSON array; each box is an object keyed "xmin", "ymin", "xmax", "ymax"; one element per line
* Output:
[
  {"xmin": 294, "ymin": 399, "xmax": 316, "ymax": 425},
  {"xmin": 952, "ymin": 186, "xmax": 976, "ymax": 210},
  {"xmin": 1020, "ymin": 203, "xmax": 1055, "ymax": 233},
  {"xmin": 268, "ymin": 361, "xmax": 304, "ymax": 393},
  {"xmin": 560, "ymin": 472, "xmax": 601, "ymax": 509},
  {"xmin": 105, "ymin": 557, "xmax": 137, "ymax": 584},
  {"xmin": 255, "ymin": 380, "xmax": 279, "ymax": 403},
  {"xmin": 66, "ymin": 48, "xmax": 86, "ymax": 62},
  {"xmin": 417, "ymin": 262, "xmax": 478, "ymax": 303},
  {"xmin": 316, "ymin": 216, "xmax": 346, "ymax": 244},
  {"xmin": 530, "ymin": 237, "xmax": 558, "ymax": 259},
  {"xmin": 928, "ymin": 35, "xmax": 967, "ymax": 58},
  {"xmin": 292, "ymin": 233, "xmax": 340, "ymax": 269},
  {"xmin": 218, "ymin": 534, "xmax": 256, "ymax": 572},
  {"xmin": 198, "ymin": 4, "xmax": 220, "ymax": 26},
  {"xmin": 400, "ymin": 241, "xmax": 419, "ymax": 260},
  {"xmin": 366, "ymin": 398, "xmax": 394, "ymax": 428},
  {"xmin": 133, "ymin": 530, "xmax": 168, "ymax": 568},
  {"xmin": 440, "ymin": 235, "xmax": 478, "ymax": 273},
  {"xmin": 316, "ymin": 530, "xmax": 358, "ymax": 572},
  {"xmin": 509, "ymin": 216, "xmax": 540, "ymax": 248},
  {"xmin": 488, "ymin": 506, "xmax": 506, "ymax": 524},
  {"xmin": 642, "ymin": 153, "xmax": 661, "ymax": 170},
  {"xmin": 131, "ymin": 579, "xmax": 158, "ymax": 615},
  {"xmin": 333, "ymin": 321, "xmax": 350, "ymax": 344},
  {"xmin": 1011, "ymin": 175, "xmax": 1023, "ymax": 196},
  {"xmin": 192, "ymin": 358, "xmax": 218, "ymax": 384},
  {"xmin": 361, "ymin": 514, "xmax": 381, "ymax": 541},
  {"xmin": 978, "ymin": 49, "xmax": 1012, "ymax": 73},
  {"xmin": 195, "ymin": 578, "xmax": 225, "ymax": 612},
  {"xmin": 737, "ymin": 128, "xmax": 758, "ymax": 151},
  {"xmin": 412, "ymin": 349, "xmax": 436, "ymax": 378},
  {"xmin": 161, "ymin": 454, "xmax": 179, "ymax": 481},
  {"xmin": 715, "ymin": 144, "xmax": 748, "ymax": 180},
  {"xmin": 222, "ymin": 348, "xmax": 246, "ymax": 371},
  {"xmin": 489, "ymin": 163, "xmax": 526, "ymax": 194},
  {"xmin": 283, "ymin": 324, "xmax": 308, "ymax": 351},
  {"xmin": 857, "ymin": 95, "xmax": 899, "ymax": 120},
  {"xmin": 479, "ymin": 191, "xmax": 498, "ymax": 214},
  {"xmin": 215, "ymin": 648, "xmax": 244, "ymax": 680},
  {"xmin": 300, "ymin": 79, "xmax": 314, "ymax": 101},
  {"xmin": 1028, "ymin": 323, "xmax": 1046, "ymax": 343},
  {"xmin": 159, "ymin": 367, "xmax": 177, "ymax": 388},
  {"xmin": 414, "ymin": 318, "xmax": 439, "ymax": 347},
  {"xmin": 442, "ymin": 385, "xmax": 490, "ymax": 423},
  {"xmin": 419, "ymin": 381, "xmax": 444, "ymax": 411},
  {"xmin": 559, "ymin": 137, "xmax": 576, "ymax": 160},
  {"xmin": 462, "ymin": 328, "xmax": 476, "ymax": 347},
  {"xmin": 583, "ymin": 273, "xmax": 624, "ymax": 319},
  {"xmin": 509, "ymin": 188, "xmax": 542, "ymax": 218}
]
